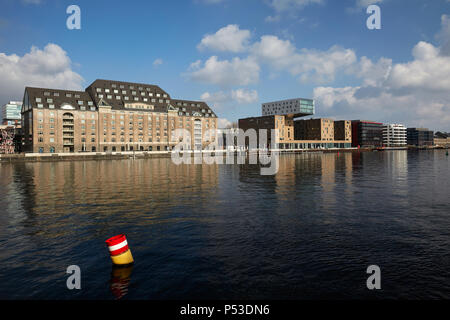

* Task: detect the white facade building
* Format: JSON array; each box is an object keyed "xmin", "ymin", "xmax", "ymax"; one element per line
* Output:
[
  {"xmin": 382, "ymin": 124, "xmax": 407, "ymax": 147},
  {"xmin": 262, "ymin": 98, "xmax": 314, "ymax": 117},
  {"xmin": 1, "ymin": 101, "xmax": 22, "ymax": 126}
]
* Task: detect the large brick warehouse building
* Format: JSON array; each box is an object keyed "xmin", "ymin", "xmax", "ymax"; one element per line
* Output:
[{"xmin": 21, "ymin": 79, "xmax": 218, "ymax": 153}]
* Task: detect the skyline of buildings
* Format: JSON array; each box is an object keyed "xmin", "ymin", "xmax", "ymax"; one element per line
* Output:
[{"xmin": 0, "ymin": 86, "xmax": 448, "ymax": 154}]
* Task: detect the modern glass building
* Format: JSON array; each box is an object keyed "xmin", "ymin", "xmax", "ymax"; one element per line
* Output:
[
  {"xmin": 351, "ymin": 120, "xmax": 383, "ymax": 148},
  {"xmin": 1, "ymin": 101, "xmax": 22, "ymax": 126},
  {"xmin": 407, "ymin": 128, "xmax": 434, "ymax": 146},
  {"xmin": 262, "ymin": 98, "xmax": 315, "ymax": 117}
]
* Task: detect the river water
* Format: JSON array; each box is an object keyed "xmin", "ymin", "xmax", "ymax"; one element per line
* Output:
[{"xmin": 0, "ymin": 150, "xmax": 449, "ymax": 299}]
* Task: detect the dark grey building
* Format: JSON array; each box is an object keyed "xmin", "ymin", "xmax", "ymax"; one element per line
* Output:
[
  {"xmin": 351, "ymin": 120, "xmax": 383, "ymax": 148},
  {"xmin": 407, "ymin": 128, "xmax": 434, "ymax": 146}
]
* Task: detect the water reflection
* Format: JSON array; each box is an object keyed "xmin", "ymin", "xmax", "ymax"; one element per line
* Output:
[
  {"xmin": 320, "ymin": 154, "xmax": 337, "ymax": 210},
  {"xmin": 110, "ymin": 265, "xmax": 134, "ymax": 300},
  {"xmin": 0, "ymin": 150, "xmax": 449, "ymax": 299},
  {"xmin": 385, "ymin": 150, "xmax": 408, "ymax": 199}
]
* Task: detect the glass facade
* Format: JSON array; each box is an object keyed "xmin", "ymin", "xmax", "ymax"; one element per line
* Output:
[
  {"xmin": 407, "ymin": 128, "xmax": 434, "ymax": 146},
  {"xmin": 2, "ymin": 101, "xmax": 22, "ymax": 125},
  {"xmin": 262, "ymin": 98, "xmax": 315, "ymax": 117},
  {"xmin": 351, "ymin": 121, "xmax": 383, "ymax": 148}
]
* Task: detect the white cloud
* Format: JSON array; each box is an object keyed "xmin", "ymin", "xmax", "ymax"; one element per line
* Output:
[
  {"xmin": 153, "ymin": 58, "xmax": 163, "ymax": 67},
  {"xmin": 313, "ymin": 39, "xmax": 450, "ymax": 130},
  {"xmin": 251, "ymin": 35, "xmax": 357, "ymax": 83},
  {"xmin": 231, "ymin": 88, "xmax": 258, "ymax": 104},
  {"xmin": 351, "ymin": 56, "xmax": 392, "ymax": 87},
  {"xmin": 187, "ymin": 56, "xmax": 260, "ymax": 87},
  {"xmin": 436, "ymin": 14, "xmax": 450, "ymax": 55},
  {"xmin": 313, "ymin": 86, "xmax": 359, "ymax": 109},
  {"xmin": 197, "ymin": 24, "xmax": 251, "ymax": 53},
  {"xmin": 201, "ymin": 90, "xmax": 230, "ymax": 108},
  {"xmin": 187, "ymin": 27, "xmax": 359, "ymax": 91},
  {"xmin": 201, "ymin": 88, "xmax": 258, "ymax": 109},
  {"xmin": 387, "ymin": 41, "xmax": 450, "ymax": 91},
  {"xmin": 218, "ymin": 118, "xmax": 232, "ymax": 128},
  {"xmin": 0, "ymin": 43, "xmax": 84, "ymax": 104}
]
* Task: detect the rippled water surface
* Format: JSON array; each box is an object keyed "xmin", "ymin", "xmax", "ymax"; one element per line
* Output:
[{"xmin": 0, "ymin": 150, "xmax": 449, "ymax": 299}]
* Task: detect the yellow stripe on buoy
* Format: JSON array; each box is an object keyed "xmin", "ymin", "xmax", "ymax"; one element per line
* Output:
[{"xmin": 111, "ymin": 249, "xmax": 134, "ymax": 265}]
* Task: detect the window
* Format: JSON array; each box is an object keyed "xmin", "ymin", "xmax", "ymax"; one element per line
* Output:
[{"xmin": 36, "ymin": 98, "xmax": 42, "ymax": 102}]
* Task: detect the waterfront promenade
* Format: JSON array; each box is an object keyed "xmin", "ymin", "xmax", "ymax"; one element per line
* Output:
[{"xmin": 1, "ymin": 147, "xmax": 362, "ymax": 162}]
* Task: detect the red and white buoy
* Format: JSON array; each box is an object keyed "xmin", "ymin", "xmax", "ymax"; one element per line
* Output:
[{"xmin": 105, "ymin": 234, "xmax": 134, "ymax": 265}]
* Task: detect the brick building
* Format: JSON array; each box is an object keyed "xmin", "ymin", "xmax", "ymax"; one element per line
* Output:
[{"xmin": 21, "ymin": 79, "xmax": 218, "ymax": 153}]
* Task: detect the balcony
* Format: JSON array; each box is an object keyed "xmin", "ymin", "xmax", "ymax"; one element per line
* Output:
[{"xmin": 63, "ymin": 139, "xmax": 74, "ymax": 146}]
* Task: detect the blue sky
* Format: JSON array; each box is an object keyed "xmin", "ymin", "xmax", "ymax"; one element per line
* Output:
[{"xmin": 0, "ymin": 0, "xmax": 449, "ymax": 130}]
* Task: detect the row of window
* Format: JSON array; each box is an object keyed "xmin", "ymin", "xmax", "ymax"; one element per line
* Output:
[
  {"xmin": 96, "ymin": 86, "xmax": 168, "ymax": 98},
  {"xmin": 37, "ymin": 145, "xmax": 177, "ymax": 153},
  {"xmin": 97, "ymin": 93, "xmax": 170, "ymax": 104},
  {"xmin": 42, "ymin": 91, "xmax": 84, "ymax": 98}
]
